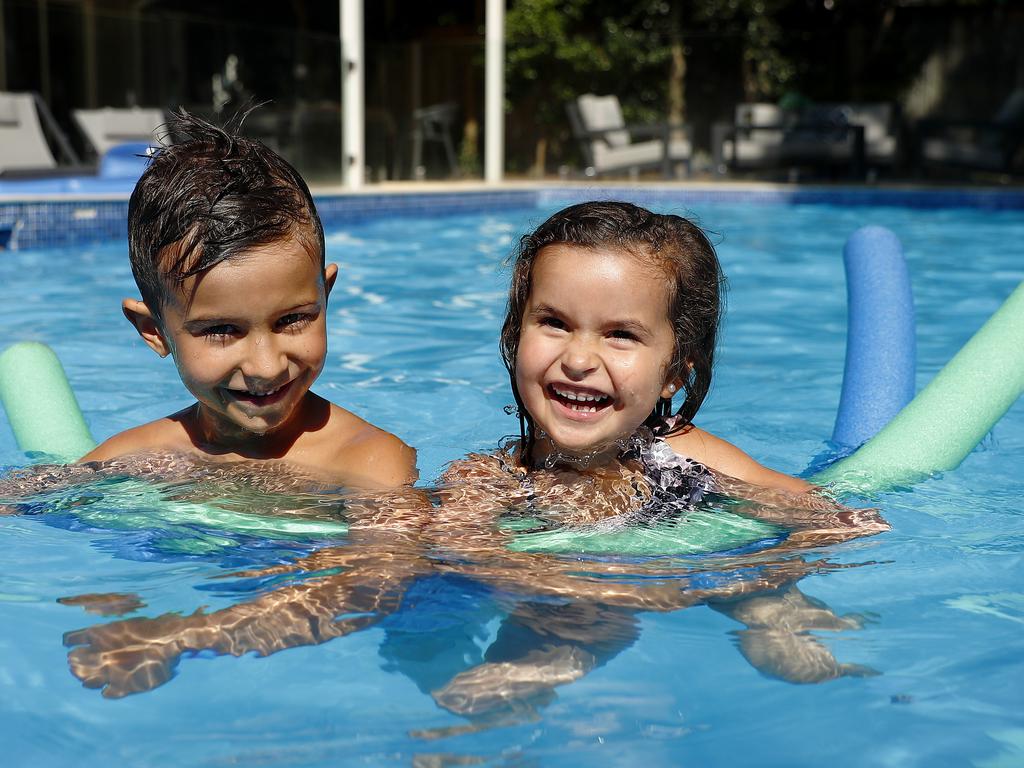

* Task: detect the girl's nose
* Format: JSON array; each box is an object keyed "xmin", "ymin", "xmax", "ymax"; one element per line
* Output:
[{"xmin": 561, "ymin": 337, "xmax": 598, "ymax": 379}]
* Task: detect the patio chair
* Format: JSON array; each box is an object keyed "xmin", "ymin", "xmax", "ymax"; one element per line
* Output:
[
  {"xmin": 715, "ymin": 101, "xmax": 894, "ymax": 179},
  {"xmin": 567, "ymin": 94, "xmax": 691, "ymax": 178},
  {"xmin": 916, "ymin": 89, "xmax": 1024, "ymax": 176},
  {"xmin": 411, "ymin": 102, "xmax": 459, "ymax": 179},
  {"xmin": 819, "ymin": 103, "xmax": 899, "ymax": 170},
  {"xmin": 0, "ymin": 92, "xmax": 82, "ymax": 176},
  {"xmin": 72, "ymin": 107, "xmax": 165, "ymax": 160},
  {"xmin": 712, "ymin": 103, "xmax": 787, "ymax": 174}
]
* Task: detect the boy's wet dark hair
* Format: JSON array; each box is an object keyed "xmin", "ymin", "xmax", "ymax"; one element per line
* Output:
[
  {"xmin": 500, "ymin": 200, "xmax": 726, "ymax": 463},
  {"xmin": 127, "ymin": 108, "xmax": 326, "ymax": 318}
]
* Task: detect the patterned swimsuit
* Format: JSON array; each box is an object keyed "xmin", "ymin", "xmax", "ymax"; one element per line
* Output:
[
  {"xmin": 620, "ymin": 430, "xmax": 718, "ymax": 510},
  {"xmin": 499, "ymin": 423, "xmax": 720, "ymax": 528}
]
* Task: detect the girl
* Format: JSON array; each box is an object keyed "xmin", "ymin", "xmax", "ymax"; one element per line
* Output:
[{"xmin": 443, "ymin": 200, "xmax": 886, "ymax": 540}]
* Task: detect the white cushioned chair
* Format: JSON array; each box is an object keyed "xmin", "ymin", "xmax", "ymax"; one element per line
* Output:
[
  {"xmin": 72, "ymin": 107, "xmax": 165, "ymax": 159},
  {"xmin": 567, "ymin": 94, "xmax": 691, "ymax": 178}
]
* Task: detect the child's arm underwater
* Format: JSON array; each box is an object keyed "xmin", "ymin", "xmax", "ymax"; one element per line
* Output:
[
  {"xmin": 0, "ymin": 462, "xmax": 108, "ymax": 514},
  {"xmin": 666, "ymin": 425, "xmax": 890, "ymax": 546},
  {"xmin": 64, "ymin": 528, "xmax": 431, "ymax": 698}
]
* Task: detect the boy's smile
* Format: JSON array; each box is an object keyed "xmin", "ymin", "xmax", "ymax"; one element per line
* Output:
[
  {"xmin": 127, "ymin": 236, "xmax": 338, "ymax": 451},
  {"xmin": 515, "ymin": 244, "xmax": 679, "ymax": 463}
]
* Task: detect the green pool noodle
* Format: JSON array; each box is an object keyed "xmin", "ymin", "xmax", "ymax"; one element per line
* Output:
[
  {"xmin": 812, "ymin": 281, "xmax": 1024, "ymax": 493},
  {"xmin": 507, "ymin": 510, "xmax": 782, "ymax": 557},
  {"xmin": 0, "ymin": 342, "xmax": 97, "ymax": 461},
  {"xmin": 68, "ymin": 480, "xmax": 350, "ymax": 542}
]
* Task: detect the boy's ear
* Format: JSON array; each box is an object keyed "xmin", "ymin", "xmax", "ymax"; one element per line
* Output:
[
  {"xmin": 122, "ymin": 299, "xmax": 171, "ymax": 358},
  {"xmin": 323, "ymin": 263, "xmax": 339, "ymax": 299}
]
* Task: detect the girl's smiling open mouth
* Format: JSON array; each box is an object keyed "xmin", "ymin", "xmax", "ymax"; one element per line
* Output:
[{"xmin": 548, "ymin": 383, "xmax": 613, "ymax": 416}]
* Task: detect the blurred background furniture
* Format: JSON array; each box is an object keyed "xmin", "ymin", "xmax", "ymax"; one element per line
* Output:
[
  {"xmin": 567, "ymin": 93, "xmax": 691, "ymax": 178},
  {"xmin": 0, "ymin": 92, "xmax": 83, "ymax": 177},
  {"xmin": 411, "ymin": 102, "xmax": 459, "ymax": 179},
  {"xmin": 712, "ymin": 103, "xmax": 786, "ymax": 173},
  {"xmin": 714, "ymin": 101, "xmax": 898, "ymax": 179},
  {"xmin": 72, "ymin": 107, "xmax": 166, "ymax": 160},
  {"xmin": 823, "ymin": 103, "xmax": 899, "ymax": 171},
  {"xmin": 916, "ymin": 89, "xmax": 1024, "ymax": 177}
]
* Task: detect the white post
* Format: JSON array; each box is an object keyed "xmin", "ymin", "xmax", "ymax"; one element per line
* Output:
[
  {"xmin": 484, "ymin": 0, "xmax": 505, "ymax": 184},
  {"xmin": 340, "ymin": 0, "xmax": 364, "ymax": 188},
  {"xmin": 0, "ymin": 0, "xmax": 7, "ymax": 91}
]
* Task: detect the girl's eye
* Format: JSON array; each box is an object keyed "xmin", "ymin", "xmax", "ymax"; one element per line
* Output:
[
  {"xmin": 609, "ymin": 329, "xmax": 639, "ymax": 342},
  {"xmin": 539, "ymin": 316, "xmax": 567, "ymax": 331}
]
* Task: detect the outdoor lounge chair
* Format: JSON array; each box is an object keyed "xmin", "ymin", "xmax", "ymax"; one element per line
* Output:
[
  {"xmin": 72, "ymin": 107, "xmax": 165, "ymax": 160},
  {"xmin": 0, "ymin": 92, "xmax": 82, "ymax": 176},
  {"xmin": 567, "ymin": 94, "xmax": 691, "ymax": 178},
  {"xmin": 411, "ymin": 102, "xmax": 459, "ymax": 179},
  {"xmin": 714, "ymin": 101, "xmax": 897, "ymax": 178},
  {"xmin": 916, "ymin": 89, "xmax": 1024, "ymax": 176},
  {"xmin": 712, "ymin": 103, "xmax": 787, "ymax": 173},
  {"xmin": 820, "ymin": 103, "xmax": 899, "ymax": 170}
]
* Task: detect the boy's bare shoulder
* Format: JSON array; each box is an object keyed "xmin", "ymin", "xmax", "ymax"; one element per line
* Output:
[
  {"xmin": 665, "ymin": 425, "xmax": 811, "ymax": 493},
  {"xmin": 321, "ymin": 402, "xmax": 417, "ymax": 488},
  {"xmin": 78, "ymin": 400, "xmax": 416, "ymax": 489},
  {"xmin": 78, "ymin": 411, "xmax": 193, "ymax": 464}
]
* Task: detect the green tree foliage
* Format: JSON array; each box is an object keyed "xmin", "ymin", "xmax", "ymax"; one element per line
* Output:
[
  {"xmin": 505, "ymin": 0, "xmax": 677, "ymax": 172},
  {"xmin": 693, "ymin": 0, "xmax": 796, "ymax": 100},
  {"xmin": 505, "ymin": 0, "xmax": 799, "ymax": 172}
]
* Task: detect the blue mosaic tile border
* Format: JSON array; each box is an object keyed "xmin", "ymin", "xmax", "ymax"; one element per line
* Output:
[
  {"xmin": 0, "ymin": 190, "xmax": 542, "ymax": 252},
  {"xmin": 538, "ymin": 185, "xmax": 1024, "ymax": 210},
  {"xmin": 314, "ymin": 190, "xmax": 540, "ymax": 228},
  {"xmin": 0, "ymin": 199, "xmax": 130, "ymax": 251},
  {"xmin": 3, "ymin": 185, "xmax": 1023, "ymax": 251}
]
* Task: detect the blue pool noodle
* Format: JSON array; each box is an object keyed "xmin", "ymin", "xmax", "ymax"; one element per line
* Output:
[{"xmin": 830, "ymin": 226, "xmax": 916, "ymax": 450}]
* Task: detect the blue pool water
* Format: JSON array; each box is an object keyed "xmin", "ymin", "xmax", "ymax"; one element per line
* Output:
[{"xmin": 2, "ymin": 196, "xmax": 1023, "ymax": 766}]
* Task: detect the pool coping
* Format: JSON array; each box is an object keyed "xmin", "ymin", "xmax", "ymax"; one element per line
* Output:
[{"xmin": 3, "ymin": 180, "xmax": 1024, "ymax": 252}]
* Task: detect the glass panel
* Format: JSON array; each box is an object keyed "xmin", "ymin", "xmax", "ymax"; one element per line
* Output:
[{"xmin": 0, "ymin": 1, "xmax": 488, "ymax": 182}]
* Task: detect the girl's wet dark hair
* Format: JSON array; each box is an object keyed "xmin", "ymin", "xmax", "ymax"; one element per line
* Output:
[
  {"xmin": 500, "ymin": 201, "xmax": 726, "ymax": 466},
  {"xmin": 128, "ymin": 108, "xmax": 326, "ymax": 317}
]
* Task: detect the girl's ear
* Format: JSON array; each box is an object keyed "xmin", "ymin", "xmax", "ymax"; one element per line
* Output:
[
  {"xmin": 122, "ymin": 299, "xmax": 171, "ymax": 358},
  {"xmin": 323, "ymin": 263, "xmax": 339, "ymax": 299},
  {"xmin": 661, "ymin": 362, "xmax": 691, "ymax": 399},
  {"xmin": 660, "ymin": 378, "xmax": 683, "ymax": 400}
]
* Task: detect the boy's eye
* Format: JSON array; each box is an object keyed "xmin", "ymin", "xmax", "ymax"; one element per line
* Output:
[
  {"xmin": 277, "ymin": 312, "xmax": 314, "ymax": 330},
  {"xmin": 200, "ymin": 324, "xmax": 237, "ymax": 338}
]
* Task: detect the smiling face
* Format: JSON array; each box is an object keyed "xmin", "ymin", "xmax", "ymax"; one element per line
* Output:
[
  {"xmin": 131, "ymin": 236, "xmax": 338, "ymax": 448},
  {"xmin": 515, "ymin": 244, "xmax": 680, "ymax": 464}
]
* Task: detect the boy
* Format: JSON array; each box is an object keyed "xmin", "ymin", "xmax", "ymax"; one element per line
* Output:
[{"xmin": 81, "ymin": 110, "xmax": 416, "ymax": 489}]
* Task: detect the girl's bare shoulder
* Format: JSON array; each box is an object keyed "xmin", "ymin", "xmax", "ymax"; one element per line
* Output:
[{"xmin": 665, "ymin": 424, "xmax": 812, "ymax": 493}]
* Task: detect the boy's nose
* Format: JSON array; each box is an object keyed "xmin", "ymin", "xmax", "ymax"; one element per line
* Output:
[{"xmin": 240, "ymin": 334, "xmax": 288, "ymax": 382}]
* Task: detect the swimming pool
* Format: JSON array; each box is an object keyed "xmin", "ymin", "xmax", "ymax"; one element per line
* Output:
[{"xmin": 2, "ymin": 193, "xmax": 1023, "ymax": 766}]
